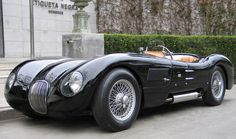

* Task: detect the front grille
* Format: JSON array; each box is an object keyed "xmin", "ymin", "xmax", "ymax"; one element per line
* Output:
[{"xmin": 28, "ymin": 80, "xmax": 49, "ymax": 114}]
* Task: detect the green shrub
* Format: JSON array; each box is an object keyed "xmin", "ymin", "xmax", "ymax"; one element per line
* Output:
[{"xmin": 105, "ymin": 34, "xmax": 236, "ymax": 81}]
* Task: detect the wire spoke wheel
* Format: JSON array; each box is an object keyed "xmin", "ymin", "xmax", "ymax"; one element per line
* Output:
[
  {"xmin": 93, "ymin": 68, "xmax": 141, "ymax": 131},
  {"xmin": 202, "ymin": 66, "xmax": 226, "ymax": 106},
  {"xmin": 109, "ymin": 79, "xmax": 136, "ymax": 121},
  {"xmin": 211, "ymin": 70, "xmax": 224, "ymax": 99}
]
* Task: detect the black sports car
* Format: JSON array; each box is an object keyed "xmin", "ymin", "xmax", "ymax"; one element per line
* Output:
[{"xmin": 5, "ymin": 45, "xmax": 234, "ymax": 131}]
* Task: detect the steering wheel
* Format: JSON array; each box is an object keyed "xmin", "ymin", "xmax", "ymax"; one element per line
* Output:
[{"xmin": 155, "ymin": 45, "xmax": 173, "ymax": 60}]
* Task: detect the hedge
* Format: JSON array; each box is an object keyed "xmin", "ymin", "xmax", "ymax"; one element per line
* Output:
[{"xmin": 105, "ymin": 34, "xmax": 236, "ymax": 81}]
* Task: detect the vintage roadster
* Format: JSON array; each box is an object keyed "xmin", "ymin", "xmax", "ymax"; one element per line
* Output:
[{"xmin": 5, "ymin": 45, "xmax": 234, "ymax": 131}]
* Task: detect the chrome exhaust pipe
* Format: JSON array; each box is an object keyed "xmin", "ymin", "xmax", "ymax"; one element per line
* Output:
[{"xmin": 166, "ymin": 92, "xmax": 201, "ymax": 104}]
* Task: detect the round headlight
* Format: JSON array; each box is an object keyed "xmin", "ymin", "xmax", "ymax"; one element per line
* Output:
[
  {"xmin": 8, "ymin": 73, "xmax": 16, "ymax": 89},
  {"xmin": 61, "ymin": 71, "xmax": 83, "ymax": 97}
]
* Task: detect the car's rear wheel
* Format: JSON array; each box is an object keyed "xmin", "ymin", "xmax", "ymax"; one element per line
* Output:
[
  {"xmin": 202, "ymin": 66, "xmax": 226, "ymax": 106},
  {"xmin": 92, "ymin": 68, "xmax": 141, "ymax": 132}
]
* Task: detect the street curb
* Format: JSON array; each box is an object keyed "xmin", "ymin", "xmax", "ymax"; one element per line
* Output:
[{"xmin": 0, "ymin": 107, "xmax": 24, "ymax": 121}]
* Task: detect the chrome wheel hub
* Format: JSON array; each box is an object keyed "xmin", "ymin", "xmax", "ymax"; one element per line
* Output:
[
  {"xmin": 122, "ymin": 95, "xmax": 129, "ymax": 108},
  {"xmin": 109, "ymin": 79, "xmax": 136, "ymax": 121},
  {"xmin": 114, "ymin": 93, "xmax": 130, "ymax": 108},
  {"xmin": 211, "ymin": 71, "xmax": 224, "ymax": 99}
]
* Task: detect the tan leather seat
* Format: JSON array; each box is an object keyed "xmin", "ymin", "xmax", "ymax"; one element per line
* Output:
[
  {"xmin": 144, "ymin": 51, "xmax": 199, "ymax": 63},
  {"xmin": 173, "ymin": 55, "xmax": 199, "ymax": 63},
  {"xmin": 144, "ymin": 51, "xmax": 165, "ymax": 58}
]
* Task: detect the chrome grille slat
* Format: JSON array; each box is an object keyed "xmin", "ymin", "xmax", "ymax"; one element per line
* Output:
[{"xmin": 28, "ymin": 80, "xmax": 49, "ymax": 114}]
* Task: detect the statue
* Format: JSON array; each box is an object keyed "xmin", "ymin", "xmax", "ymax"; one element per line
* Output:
[{"xmin": 70, "ymin": 0, "xmax": 92, "ymax": 33}]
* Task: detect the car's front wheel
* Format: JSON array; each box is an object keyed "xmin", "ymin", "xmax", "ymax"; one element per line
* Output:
[
  {"xmin": 92, "ymin": 68, "xmax": 141, "ymax": 132},
  {"xmin": 203, "ymin": 66, "xmax": 226, "ymax": 106}
]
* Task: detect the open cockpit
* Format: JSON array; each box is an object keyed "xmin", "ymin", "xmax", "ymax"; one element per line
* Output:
[{"xmin": 143, "ymin": 45, "xmax": 200, "ymax": 63}]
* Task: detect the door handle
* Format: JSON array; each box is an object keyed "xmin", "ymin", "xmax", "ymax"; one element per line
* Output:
[
  {"xmin": 185, "ymin": 77, "xmax": 194, "ymax": 80},
  {"xmin": 164, "ymin": 78, "xmax": 170, "ymax": 82},
  {"xmin": 185, "ymin": 70, "xmax": 194, "ymax": 73}
]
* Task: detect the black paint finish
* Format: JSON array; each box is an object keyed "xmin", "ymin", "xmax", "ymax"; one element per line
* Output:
[{"xmin": 4, "ymin": 53, "xmax": 234, "ymax": 118}]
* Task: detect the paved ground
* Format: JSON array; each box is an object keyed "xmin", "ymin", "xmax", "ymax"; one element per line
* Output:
[{"xmin": 0, "ymin": 86, "xmax": 235, "ymax": 139}]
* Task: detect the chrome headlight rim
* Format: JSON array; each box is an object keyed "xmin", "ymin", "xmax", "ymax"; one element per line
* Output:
[
  {"xmin": 60, "ymin": 71, "xmax": 83, "ymax": 97},
  {"xmin": 7, "ymin": 73, "xmax": 16, "ymax": 89}
]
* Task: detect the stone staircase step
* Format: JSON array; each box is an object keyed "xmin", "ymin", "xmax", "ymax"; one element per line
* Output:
[
  {"xmin": 0, "ymin": 79, "xmax": 6, "ymax": 84},
  {"xmin": 0, "ymin": 70, "xmax": 11, "ymax": 76},
  {"xmin": 0, "ymin": 67, "xmax": 13, "ymax": 81},
  {"xmin": 0, "ymin": 63, "xmax": 17, "ymax": 66},
  {"xmin": 0, "ymin": 76, "xmax": 7, "ymax": 84},
  {"xmin": 0, "ymin": 64, "xmax": 14, "ymax": 84},
  {"xmin": 0, "ymin": 67, "xmax": 14, "ymax": 71},
  {"xmin": 0, "ymin": 58, "xmax": 27, "ymax": 64}
]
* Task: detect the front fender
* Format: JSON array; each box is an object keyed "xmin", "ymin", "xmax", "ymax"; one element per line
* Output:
[{"xmin": 206, "ymin": 54, "xmax": 234, "ymax": 89}]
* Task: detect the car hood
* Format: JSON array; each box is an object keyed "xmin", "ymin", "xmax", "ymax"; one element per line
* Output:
[{"xmin": 16, "ymin": 58, "xmax": 87, "ymax": 87}]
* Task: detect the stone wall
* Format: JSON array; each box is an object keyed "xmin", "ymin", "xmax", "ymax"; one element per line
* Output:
[{"xmin": 97, "ymin": 0, "xmax": 236, "ymax": 35}]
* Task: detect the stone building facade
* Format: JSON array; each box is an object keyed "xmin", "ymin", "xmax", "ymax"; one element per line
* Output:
[{"xmin": 0, "ymin": 0, "xmax": 97, "ymax": 58}]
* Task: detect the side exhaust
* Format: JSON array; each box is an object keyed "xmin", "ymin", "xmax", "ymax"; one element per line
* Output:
[{"xmin": 166, "ymin": 92, "xmax": 201, "ymax": 104}]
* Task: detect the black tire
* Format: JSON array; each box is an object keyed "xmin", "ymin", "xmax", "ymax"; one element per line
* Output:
[
  {"xmin": 202, "ymin": 66, "xmax": 226, "ymax": 106},
  {"xmin": 92, "ymin": 68, "xmax": 141, "ymax": 132}
]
